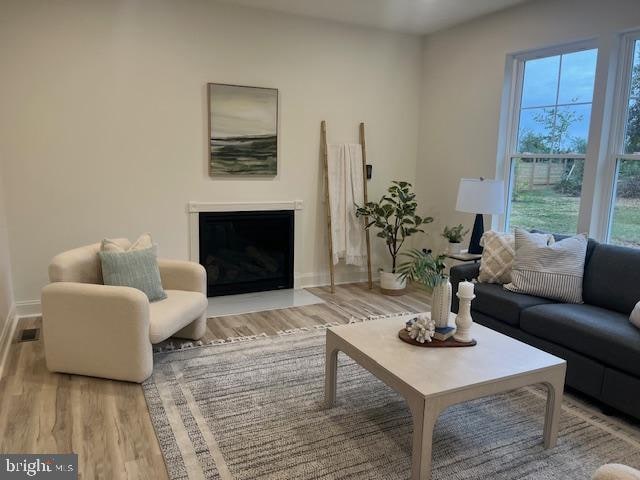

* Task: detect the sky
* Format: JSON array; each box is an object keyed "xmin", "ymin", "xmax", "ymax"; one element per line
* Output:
[
  {"xmin": 518, "ymin": 48, "xmax": 598, "ymax": 151},
  {"xmin": 210, "ymin": 84, "xmax": 278, "ymax": 139}
]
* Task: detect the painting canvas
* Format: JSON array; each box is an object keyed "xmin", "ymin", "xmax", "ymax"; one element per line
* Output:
[{"xmin": 208, "ymin": 83, "xmax": 278, "ymax": 176}]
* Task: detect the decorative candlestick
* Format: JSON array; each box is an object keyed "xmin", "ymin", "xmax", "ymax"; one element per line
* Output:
[{"xmin": 454, "ymin": 282, "xmax": 475, "ymax": 343}]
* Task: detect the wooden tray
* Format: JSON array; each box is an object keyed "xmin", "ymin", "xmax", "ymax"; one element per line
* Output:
[{"xmin": 398, "ymin": 329, "xmax": 476, "ymax": 348}]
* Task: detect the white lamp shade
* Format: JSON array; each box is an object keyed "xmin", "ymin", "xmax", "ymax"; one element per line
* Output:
[{"xmin": 456, "ymin": 178, "xmax": 505, "ymax": 214}]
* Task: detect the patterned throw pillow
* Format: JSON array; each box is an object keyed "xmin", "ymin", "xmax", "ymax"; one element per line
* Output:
[
  {"xmin": 505, "ymin": 229, "xmax": 587, "ymax": 303},
  {"xmin": 99, "ymin": 247, "xmax": 167, "ymax": 302},
  {"xmin": 478, "ymin": 231, "xmax": 515, "ymax": 284}
]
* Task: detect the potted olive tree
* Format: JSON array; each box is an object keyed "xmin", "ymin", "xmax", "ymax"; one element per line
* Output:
[
  {"xmin": 356, "ymin": 181, "xmax": 433, "ymax": 295},
  {"xmin": 442, "ymin": 224, "xmax": 469, "ymax": 255}
]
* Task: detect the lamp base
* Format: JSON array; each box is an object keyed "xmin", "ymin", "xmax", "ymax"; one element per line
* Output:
[{"xmin": 468, "ymin": 213, "xmax": 484, "ymax": 254}]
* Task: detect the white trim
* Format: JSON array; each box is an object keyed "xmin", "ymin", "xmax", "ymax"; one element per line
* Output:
[
  {"xmin": 495, "ymin": 52, "xmax": 521, "ymax": 231},
  {"xmin": 499, "ymin": 39, "xmax": 600, "ymax": 233},
  {"xmin": 188, "ymin": 200, "xmax": 303, "ymax": 213},
  {"xmin": 12, "ymin": 270, "xmax": 376, "ymax": 316},
  {"xmin": 512, "ymin": 153, "xmax": 587, "ymax": 159},
  {"xmin": 604, "ymin": 31, "xmax": 640, "ymax": 243},
  {"xmin": 295, "ymin": 269, "xmax": 379, "ymax": 289},
  {"xmin": 188, "ymin": 200, "xmax": 303, "ymax": 262},
  {"xmin": 15, "ymin": 299, "xmax": 42, "ymax": 317},
  {"xmin": 512, "ymin": 38, "xmax": 598, "ymax": 62},
  {"xmin": 586, "ymin": 34, "xmax": 624, "ymax": 239},
  {"xmin": 0, "ymin": 303, "xmax": 18, "ymax": 379}
]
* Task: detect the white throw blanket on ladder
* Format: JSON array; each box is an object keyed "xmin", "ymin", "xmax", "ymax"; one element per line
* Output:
[{"xmin": 327, "ymin": 143, "xmax": 367, "ymax": 266}]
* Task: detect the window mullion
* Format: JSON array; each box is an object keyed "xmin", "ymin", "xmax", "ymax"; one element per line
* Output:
[{"xmin": 551, "ymin": 54, "xmax": 563, "ymax": 152}]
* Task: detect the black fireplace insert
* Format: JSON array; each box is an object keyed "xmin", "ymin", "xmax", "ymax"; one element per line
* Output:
[{"xmin": 199, "ymin": 210, "xmax": 294, "ymax": 297}]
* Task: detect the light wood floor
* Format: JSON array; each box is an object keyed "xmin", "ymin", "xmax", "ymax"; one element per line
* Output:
[{"xmin": 0, "ymin": 283, "xmax": 431, "ymax": 480}]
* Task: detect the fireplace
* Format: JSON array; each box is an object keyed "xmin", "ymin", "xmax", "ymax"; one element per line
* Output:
[{"xmin": 199, "ymin": 210, "xmax": 294, "ymax": 297}]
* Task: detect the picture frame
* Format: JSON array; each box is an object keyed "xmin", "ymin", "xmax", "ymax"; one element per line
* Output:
[{"xmin": 207, "ymin": 83, "xmax": 279, "ymax": 176}]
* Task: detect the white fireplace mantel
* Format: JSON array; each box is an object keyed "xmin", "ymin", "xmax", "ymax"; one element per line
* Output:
[
  {"xmin": 188, "ymin": 200, "xmax": 303, "ymax": 262},
  {"xmin": 188, "ymin": 200, "xmax": 303, "ymax": 213}
]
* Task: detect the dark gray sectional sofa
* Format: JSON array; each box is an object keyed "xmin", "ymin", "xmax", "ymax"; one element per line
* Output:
[{"xmin": 450, "ymin": 237, "xmax": 640, "ymax": 420}]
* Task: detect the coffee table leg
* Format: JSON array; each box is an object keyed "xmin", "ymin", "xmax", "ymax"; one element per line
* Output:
[
  {"xmin": 543, "ymin": 368, "xmax": 565, "ymax": 449},
  {"xmin": 324, "ymin": 336, "xmax": 339, "ymax": 408},
  {"xmin": 409, "ymin": 397, "xmax": 440, "ymax": 480}
]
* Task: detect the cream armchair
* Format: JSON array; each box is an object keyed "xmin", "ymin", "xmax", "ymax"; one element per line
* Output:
[
  {"xmin": 593, "ymin": 465, "xmax": 640, "ymax": 480},
  {"xmin": 42, "ymin": 239, "xmax": 207, "ymax": 382}
]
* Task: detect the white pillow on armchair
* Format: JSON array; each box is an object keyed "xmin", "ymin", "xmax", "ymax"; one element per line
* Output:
[{"xmin": 631, "ymin": 302, "xmax": 640, "ymax": 329}]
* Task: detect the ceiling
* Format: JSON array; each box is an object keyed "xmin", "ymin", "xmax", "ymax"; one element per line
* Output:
[{"xmin": 215, "ymin": 0, "xmax": 531, "ymax": 35}]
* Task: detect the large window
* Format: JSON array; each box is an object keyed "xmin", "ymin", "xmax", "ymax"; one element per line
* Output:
[
  {"xmin": 505, "ymin": 47, "xmax": 598, "ymax": 234},
  {"xmin": 500, "ymin": 33, "xmax": 640, "ymax": 247},
  {"xmin": 607, "ymin": 38, "xmax": 640, "ymax": 247}
]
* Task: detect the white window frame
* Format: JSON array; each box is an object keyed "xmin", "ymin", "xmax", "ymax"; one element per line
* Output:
[
  {"xmin": 603, "ymin": 31, "xmax": 640, "ymax": 243},
  {"xmin": 496, "ymin": 38, "xmax": 611, "ymax": 236}
]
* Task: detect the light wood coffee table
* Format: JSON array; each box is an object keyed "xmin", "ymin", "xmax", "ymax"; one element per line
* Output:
[{"xmin": 324, "ymin": 313, "xmax": 566, "ymax": 480}]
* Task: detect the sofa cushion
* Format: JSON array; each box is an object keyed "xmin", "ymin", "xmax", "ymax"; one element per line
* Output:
[
  {"xmin": 520, "ymin": 303, "xmax": 640, "ymax": 377},
  {"xmin": 472, "ymin": 282, "xmax": 555, "ymax": 327},
  {"xmin": 149, "ymin": 290, "xmax": 207, "ymax": 344},
  {"xmin": 583, "ymin": 243, "xmax": 640, "ymax": 314}
]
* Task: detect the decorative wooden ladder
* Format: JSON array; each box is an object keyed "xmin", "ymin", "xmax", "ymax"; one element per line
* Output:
[{"xmin": 320, "ymin": 121, "xmax": 373, "ymax": 294}]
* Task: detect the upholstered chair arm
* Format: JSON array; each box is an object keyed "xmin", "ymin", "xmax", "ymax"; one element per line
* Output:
[
  {"xmin": 593, "ymin": 464, "xmax": 640, "ymax": 480},
  {"xmin": 158, "ymin": 259, "xmax": 206, "ymax": 294},
  {"xmin": 41, "ymin": 282, "xmax": 153, "ymax": 382}
]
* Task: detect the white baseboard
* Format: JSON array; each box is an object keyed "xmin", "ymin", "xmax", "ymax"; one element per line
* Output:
[
  {"xmin": 16, "ymin": 299, "xmax": 42, "ymax": 318},
  {"xmin": 295, "ymin": 269, "xmax": 379, "ymax": 289},
  {"xmin": 0, "ymin": 303, "xmax": 18, "ymax": 379},
  {"xmin": 14, "ymin": 272, "xmax": 377, "ymax": 318}
]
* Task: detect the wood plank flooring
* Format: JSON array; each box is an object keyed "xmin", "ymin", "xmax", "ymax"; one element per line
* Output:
[{"xmin": 0, "ymin": 283, "xmax": 431, "ymax": 479}]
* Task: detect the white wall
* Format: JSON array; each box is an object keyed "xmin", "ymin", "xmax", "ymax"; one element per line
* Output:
[
  {"xmin": 0, "ymin": 0, "xmax": 423, "ymax": 304},
  {"xmin": 0, "ymin": 157, "xmax": 15, "ymax": 326},
  {"xmin": 416, "ymin": 0, "xmax": 640, "ymax": 251}
]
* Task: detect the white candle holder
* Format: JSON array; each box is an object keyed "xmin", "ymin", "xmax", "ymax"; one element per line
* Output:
[{"xmin": 454, "ymin": 292, "xmax": 475, "ymax": 343}]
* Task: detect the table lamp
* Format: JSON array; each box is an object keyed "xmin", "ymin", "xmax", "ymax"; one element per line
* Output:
[{"xmin": 455, "ymin": 178, "xmax": 505, "ymax": 254}]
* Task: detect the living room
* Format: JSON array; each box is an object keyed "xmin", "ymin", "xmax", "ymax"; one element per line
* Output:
[{"xmin": 1, "ymin": 0, "xmax": 640, "ymax": 478}]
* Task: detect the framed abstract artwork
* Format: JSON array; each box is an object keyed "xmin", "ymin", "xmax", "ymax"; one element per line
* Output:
[{"xmin": 207, "ymin": 83, "xmax": 278, "ymax": 176}]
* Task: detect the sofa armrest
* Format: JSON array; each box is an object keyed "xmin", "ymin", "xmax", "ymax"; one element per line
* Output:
[
  {"xmin": 41, "ymin": 282, "xmax": 152, "ymax": 382},
  {"xmin": 158, "ymin": 259, "xmax": 206, "ymax": 294},
  {"xmin": 450, "ymin": 263, "xmax": 480, "ymax": 284},
  {"xmin": 450, "ymin": 263, "xmax": 480, "ymax": 313}
]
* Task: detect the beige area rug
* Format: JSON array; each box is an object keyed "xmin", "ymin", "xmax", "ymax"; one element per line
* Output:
[{"xmin": 143, "ymin": 326, "xmax": 640, "ymax": 480}]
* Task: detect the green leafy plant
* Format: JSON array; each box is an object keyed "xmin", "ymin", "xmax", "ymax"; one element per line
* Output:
[
  {"xmin": 397, "ymin": 249, "xmax": 447, "ymax": 289},
  {"xmin": 356, "ymin": 181, "xmax": 433, "ymax": 273},
  {"xmin": 442, "ymin": 224, "xmax": 469, "ymax": 243}
]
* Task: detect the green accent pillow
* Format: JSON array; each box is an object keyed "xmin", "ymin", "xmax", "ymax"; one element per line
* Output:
[{"xmin": 99, "ymin": 247, "xmax": 167, "ymax": 302}]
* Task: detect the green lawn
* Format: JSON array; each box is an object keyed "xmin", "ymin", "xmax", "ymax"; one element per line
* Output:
[{"xmin": 509, "ymin": 189, "xmax": 640, "ymax": 247}]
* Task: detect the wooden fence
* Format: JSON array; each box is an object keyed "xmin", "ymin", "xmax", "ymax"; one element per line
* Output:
[{"xmin": 515, "ymin": 159, "xmax": 569, "ymax": 189}]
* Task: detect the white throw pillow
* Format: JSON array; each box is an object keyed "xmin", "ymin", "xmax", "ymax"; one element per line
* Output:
[
  {"xmin": 505, "ymin": 229, "xmax": 586, "ymax": 303},
  {"xmin": 631, "ymin": 302, "xmax": 640, "ymax": 329},
  {"xmin": 102, "ymin": 233, "xmax": 154, "ymax": 253}
]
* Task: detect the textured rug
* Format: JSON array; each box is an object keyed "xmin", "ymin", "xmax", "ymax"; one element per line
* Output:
[{"xmin": 143, "ymin": 327, "xmax": 640, "ymax": 480}]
